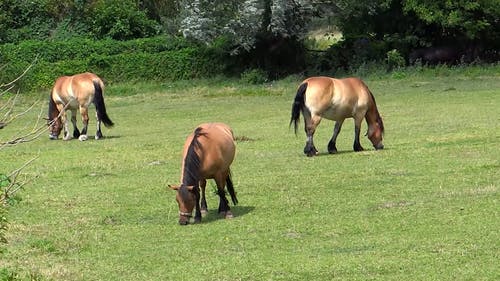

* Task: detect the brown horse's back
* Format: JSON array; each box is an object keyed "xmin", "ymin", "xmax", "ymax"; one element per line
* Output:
[{"xmin": 182, "ymin": 123, "xmax": 235, "ymax": 180}]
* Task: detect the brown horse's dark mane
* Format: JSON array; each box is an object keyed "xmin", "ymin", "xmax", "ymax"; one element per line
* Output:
[
  {"xmin": 181, "ymin": 127, "xmax": 206, "ymax": 188},
  {"xmin": 368, "ymin": 91, "xmax": 384, "ymax": 134},
  {"xmin": 47, "ymin": 92, "xmax": 59, "ymax": 121}
]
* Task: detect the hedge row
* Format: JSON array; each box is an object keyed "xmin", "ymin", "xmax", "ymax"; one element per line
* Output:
[{"xmin": 0, "ymin": 36, "xmax": 226, "ymax": 91}]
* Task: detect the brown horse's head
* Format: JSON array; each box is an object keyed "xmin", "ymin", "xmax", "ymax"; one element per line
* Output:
[
  {"xmin": 47, "ymin": 93, "xmax": 62, "ymax": 140},
  {"xmin": 169, "ymin": 184, "xmax": 197, "ymax": 225},
  {"xmin": 367, "ymin": 114, "xmax": 384, "ymax": 150}
]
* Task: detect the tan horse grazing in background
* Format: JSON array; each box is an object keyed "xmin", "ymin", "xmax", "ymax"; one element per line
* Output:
[
  {"xmin": 48, "ymin": 72, "xmax": 114, "ymax": 141},
  {"xmin": 290, "ymin": 76, "xmax": 384, "ymax": 157},
  {"xmin": 169, "ymin": 123, "xmax": 238, "ymax": 225}
]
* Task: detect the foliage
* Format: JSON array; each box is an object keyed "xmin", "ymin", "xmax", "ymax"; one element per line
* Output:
[
  {"xmin": 90, "ymin": 0, "xmax": 159, "ymax": 40},
  {"xmin": 0, "ymin": 37, "xmax": 226, "ymax": 90},
  {"xmin": 240, "ymin": 69, "xmax": 268, "ymax": 84},
  {"xmin": 386, "ymin": 49, "xmax": 406, "ymax": 70},
  {"xmin": 0, "ymin": 0, "xmax": 160, "ymax": 43},
  {"xmin": 180, "ymin": 0, "xmax": 314, "ymax": 52}
]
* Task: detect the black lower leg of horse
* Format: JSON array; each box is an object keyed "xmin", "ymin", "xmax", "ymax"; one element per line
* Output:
[
  {"xmin": 304, "ymin": 121, "xmax": 318, "ymax": 157},
  {"xmin": 217, "ymin": 189, "xmax": 230, "ymax": 214},
  {"xmin": 353, "ymin": 124, "xmax": 364, "ymax": 152},
  {"xmin": 71, "ymin": 113, "xmax": 80, "ymax": 138},
  {"xmin": 328, "ymin": 121, "xmax": 343, "ymax": 154},
  {"xmin": 194, "ymin": 193, "xmax": 202, "ymax": 223},
  {"xmin": 200, "ymin": 180, "xmax": 208, "ymax": 214},
  {"xmin": 95, "ymin": 119, "xmax": 103, "ymax": 139},
  {"xmin": 304, "ymin": 135, "xmax": 318, "ymax": 157}
]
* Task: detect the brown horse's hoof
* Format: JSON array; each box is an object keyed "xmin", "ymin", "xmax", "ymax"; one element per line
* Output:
[
  {"xmin": 224, "ymin": 211, "xmax": 234, "ymax": 219},
  {"xmin": 201, "ymin": 209, "xmax": 208, "ymax": 216}
]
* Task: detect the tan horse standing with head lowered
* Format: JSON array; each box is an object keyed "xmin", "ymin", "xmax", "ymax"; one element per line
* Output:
[
  {"xmin": 48, "ymin": 72, "xmax": 114, "ymax": 141},
  {"xmin": 290, "ymin": 76, "xmax": 384, "ymax": 156},
  {"xmin": 169, "ymin": 123, "xmax": 238, "ymax": 225}
]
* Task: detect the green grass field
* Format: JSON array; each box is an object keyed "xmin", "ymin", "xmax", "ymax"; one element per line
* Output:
[{"xmin": 1, "ymin": 66, "xmax": 499, "ymax": 280}]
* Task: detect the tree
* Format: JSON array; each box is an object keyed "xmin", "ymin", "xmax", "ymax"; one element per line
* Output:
[{"xmin": 179, "ymin": 0, "xmax": 315, "ymax": 53}]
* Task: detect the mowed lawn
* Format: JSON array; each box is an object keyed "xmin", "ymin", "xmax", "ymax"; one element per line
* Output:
[{"xmin": 1, "ymin": 69, "xmax": 499, "ymax": 280}]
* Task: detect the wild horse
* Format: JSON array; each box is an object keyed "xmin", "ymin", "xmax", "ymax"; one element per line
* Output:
[
  {"xmin": 290, "ymin": 76, "xmax": 384, "ymax": 156},
  {"xmin": 169, "ymin": 123, "xmax": 238, "ymax": 225},
  {"xmin": 48, "ymin": 72, "xmax": 114, "ymax": 141}
]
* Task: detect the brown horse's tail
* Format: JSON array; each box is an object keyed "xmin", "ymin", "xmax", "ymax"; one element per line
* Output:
[
  {"xmin": 290, "ymin": 82, "xmax": 308, "ymax": 134},
  {"xmin": 93, "ymin": 80, "xmax": 114, "ymax": 128},
  {"xmin": 226, "ymin": 171, "xmax": 238, "ymax": 205},
  {"xmin": 367, "ymin": 90, "xmax": 384, "ymax": 134}
]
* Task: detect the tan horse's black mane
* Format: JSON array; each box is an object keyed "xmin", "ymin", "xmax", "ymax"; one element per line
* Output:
[
  {"xmin": 47, "ymin": 93, "xmax": 59, "ymax": 121},
  {"xmin": 368, "ymin": 91, "xmax": 384, "ymax": 134}
]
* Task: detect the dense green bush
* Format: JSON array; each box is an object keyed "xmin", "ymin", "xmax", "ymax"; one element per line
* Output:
[{"xmin": 0, "ymin": 36, "xmax": 226, "ymax": 91}]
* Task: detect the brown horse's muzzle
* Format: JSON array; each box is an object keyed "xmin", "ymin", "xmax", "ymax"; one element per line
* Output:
[
  {"xmin": 178, "ymin": 212, "xmax": 192, "ymax": 225},
  {"xmin": 374, "ymin": 143, "xmax": 384, "ymax": 150}
]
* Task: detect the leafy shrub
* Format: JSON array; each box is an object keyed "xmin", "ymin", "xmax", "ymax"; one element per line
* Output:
[
  {"xmin": 0, "ymin": 36, "xmax": 226, "ymax": 91},
  {"xmin": 240, "ymin": 69, "xmax": 268, "ymax": 84},
  {"xmin": 386, "ymin": 49, "xmax": 406, "ymax": 70}
]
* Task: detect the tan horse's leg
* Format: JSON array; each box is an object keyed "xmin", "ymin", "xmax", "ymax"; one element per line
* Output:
[
  {"xmin": 200, "ymin": 179, "xmax": 208, "ymax": 216},
  {"xmin": 215, "ymin": 173, "xmax": 232, "ymax": 219},
  {"xmin": 328, "ymin": 119, "xmax": 344, "ymax": 154},
  {"xmin": 353, "ymin": 116, "xmax": 364, "ymax": 152},
  {"xmin": 57, "ymin": 105, "xmax": 71, "ymax": 141},
  {"xmin": 78, "ymin": 106, "xmax": 89, "ymax": 141},
  {"xmin": 95, "ymin": 112, "xmax": 103, "ymax": 140},
  {"xmin": 70, "ymin": 109, "xmax": 80, "ymax": 139},
  {"xmin": 303, "ymin": 112, "xmax": 321, "ymax": 157}
]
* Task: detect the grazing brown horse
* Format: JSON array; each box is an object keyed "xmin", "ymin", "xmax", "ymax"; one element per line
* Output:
[
  {"xmin": 169, "ymin": 123, "xmax": 238, "ymax": 225},
  {"xmin": 48, "ymin": 72, "xmax": 114, "ymax": 141},
  {"xmin": 290, "ymin": 76, "xmax": 384, "ymax": 156}
]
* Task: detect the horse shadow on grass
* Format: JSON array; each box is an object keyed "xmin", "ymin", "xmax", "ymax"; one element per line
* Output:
[
  {"xmin": 313, "ymin": 147, "xmax": 390, "ymax": 157},
  {"xmin": 200, "ymin": 205, "xmax": 255, "ymax": 224}
]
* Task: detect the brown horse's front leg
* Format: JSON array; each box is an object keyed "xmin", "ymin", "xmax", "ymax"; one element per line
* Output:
[
  {"xmin": 194, "ymin": 191, "xmax": 202, "ymax": 223},
  {"xmin": 200, "ymin": 179, "xmax": 208, "ymax": 216},
  {"xmin": 353, "ymin": 119, "xmax": 364, "ymax": 152}
]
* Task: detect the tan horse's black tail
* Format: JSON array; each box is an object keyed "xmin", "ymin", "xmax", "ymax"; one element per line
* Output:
[
  {"xmin": 93, "ymin": 80, "xmax": 114, "ymax": 128},
  {"xmin": 290, "ymin": 82, "xmax": 308, "ymax": 134},
  {"xmin": 226, "ymin": 171, "xmax": 238, "ymax": 205}
]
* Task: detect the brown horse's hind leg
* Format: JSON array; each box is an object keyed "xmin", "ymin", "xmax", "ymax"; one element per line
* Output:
[
  {"xmin": 200, "ymin": 179, "xmax": 208, "ymax": 216},
  {"xmin": 353, "ymin": 118, "xmax": 364, "ymax": 152},
  {"xmin": 78, "ymin": 107, "xmax": 89, "ymax": 141},
  {"xmin": 215, "ymin": 175, "xmax": 232, "ymax": 219},
  {"xmin": 328, "ymin": 120, "xmax": 344, "ymax": 154},
  {"xmin": 304, "ymin": 114, "xmax": 321, "ymax": 157}
]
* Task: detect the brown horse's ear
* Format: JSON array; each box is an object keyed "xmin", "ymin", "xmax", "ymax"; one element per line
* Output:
[
  {"xmin": 168, "ymin": 184, "xmax": 180, "ymax": 190},
  {"xmin": 185, "ymin": 185, "xmax": 195, "ymax": 191}
]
